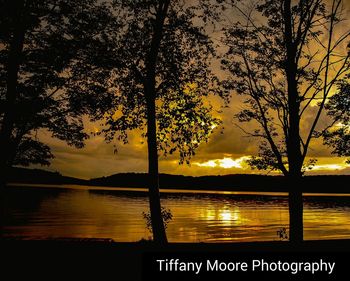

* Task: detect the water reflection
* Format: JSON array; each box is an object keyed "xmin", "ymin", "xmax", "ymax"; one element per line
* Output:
[{"xmin": 2, "ymin": 185, "xmax": 350, "ymax": 242}]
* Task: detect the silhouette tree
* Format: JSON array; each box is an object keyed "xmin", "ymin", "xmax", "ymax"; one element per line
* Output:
[
  {"xmin": 323, "ymin": 80, "xmax": 350, "ymax": 159},
  {"xmin": 222, "ymin": 0, "xmax": 350, "ymax": 242},
  {"xmin": 0, "ymin": 0, "xmax": 119, "ymax": 184},
  {"xmin": 101, "ymin": 0, "xmax": 223, "ymax": 243}
]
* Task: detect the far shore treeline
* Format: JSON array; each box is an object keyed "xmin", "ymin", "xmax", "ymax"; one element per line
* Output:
[{"xmin": 7, "ymin": 167, "xmax": 350, "ymax": 194}]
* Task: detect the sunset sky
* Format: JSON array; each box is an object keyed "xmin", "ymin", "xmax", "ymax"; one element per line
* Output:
[
  {"xmin": 34, "ymin": 98, "xmax": 350, "ymax": 179},
  {"xmin": 30, "ymin": 0, "xmax": 350, "ymax": 179}
]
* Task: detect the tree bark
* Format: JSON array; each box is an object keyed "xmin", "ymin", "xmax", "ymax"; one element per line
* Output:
[
  {"xmin": 146, "ymin": 95, "xmax": 168, "ymax": 244},
  {"xmin": 143, "ymin": 0, "xmax": 170, "ymax": 244},
  {"xmin": 287, "ymin": 175, "xmax": 303, "ymax": 243},
  {"xmin": 284, "ymin": 0, "xmax": 304, "ymax": 243}
]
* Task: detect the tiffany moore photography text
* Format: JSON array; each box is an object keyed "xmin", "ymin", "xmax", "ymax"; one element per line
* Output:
[{"xmin": 156, "ymin": 258, "xmax": 335, "ymax": 275}]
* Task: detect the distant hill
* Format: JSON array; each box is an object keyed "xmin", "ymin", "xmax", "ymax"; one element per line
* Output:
[
  {"xmin": 7, "ymin": 167, "xmax": 350, "ymax": 193},
  {"xmin": 7, "ymin": 167, "xmax": 88, "ymax": 185},
  {"xmin": 89, "ymin": 173, "xmax": 285, "ymax": 190},
  {"xmin": 89, "ymin": 173, "xmax": 350, "ymax": 193}
]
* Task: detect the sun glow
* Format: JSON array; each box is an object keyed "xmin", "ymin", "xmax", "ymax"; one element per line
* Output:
[
  {"xmin": 192, "ymin": 156, "xmax": 349, "ymax": 174},
  {"xmin": 311, "ymin": 164, "xmax": 348, "ymax": 171},
  {"xmin": 220, "ymin": 158, "xmax": 244, "ymax": 168},
  {"xmin": 194, "ymin": 156, "xmax": 251, "ymax": 169}
]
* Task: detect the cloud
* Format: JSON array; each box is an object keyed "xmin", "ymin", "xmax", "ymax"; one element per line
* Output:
[{"xmin": 305, "ymin": 158, "xmax": 350, "ymax": 175}]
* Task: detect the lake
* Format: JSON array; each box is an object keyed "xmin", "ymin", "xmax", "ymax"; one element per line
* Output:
[{"xmin": 2, "ymin": 184, "xmax": 350, "ymax": 242}]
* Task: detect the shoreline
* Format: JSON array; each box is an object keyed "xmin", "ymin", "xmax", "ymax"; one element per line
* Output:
[
  {"xmin": 2, "ymin": 237, "xmax": 350, "ymax": 255},
  {"xmin": 2, "ymin": 236, "xmax": 350, "ymax": 250},
  {"xmin": 6, "ymin": 182, "xmax": 350, "ymax": 195}
]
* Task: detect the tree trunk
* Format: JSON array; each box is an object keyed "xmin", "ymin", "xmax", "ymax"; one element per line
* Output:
[
  {"xmin": 0, "ymin": 181, "xmax": 5, "ymax": 237},
  {"xmin": 146, "ymin": 96, "xmax": 168, "ymax": 244},
  {"xmin": 0, "ymin": 1, "xmax": 25, "ymax": 186},
  {"xmin": 142, "ymin": 0, "xmax": 170, "ymax": 244},
  {"xmin": 288, "ymin": 175, "xmax": 303, "ymax": 243},
  {"xmin": 283, "ymin": 0, "xmax": 304, "ymax": 243}
]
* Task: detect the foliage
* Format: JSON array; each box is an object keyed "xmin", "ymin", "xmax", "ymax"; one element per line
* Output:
[
  {"xmin": 0, "ymin": 0, "xmax": 120, "ymax": 167},
  {"xmin": 323, "ymin": 80, "xmax": 350, "ymax": 161},
  {"xmin": 277, "ymin": 227, "xmax": 288, "ymax": 241},
  {"xmin": 142, "ymin": 207, "xmax": 173, "ymax": 234},
  {"xmin": 247, "ymin": 141, "xmax": 287, "ymax": 173},
  {"xmin": 101, "ymin": 0, "xmax": 225, "ymax": 163}
]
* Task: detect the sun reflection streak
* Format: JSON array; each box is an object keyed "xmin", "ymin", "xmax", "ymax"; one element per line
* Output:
[
  {"xmin": 217, "ymin": 207, "xmax": 241, "ymax": 226},
  {"xmin": 220, "ymin": 209, "xmax": 232, "ymax": 221}
]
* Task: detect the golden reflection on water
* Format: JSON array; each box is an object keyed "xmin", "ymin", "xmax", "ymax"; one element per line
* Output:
[
  {"xmin": 3, "ymin": 184, "xmax": 350, "ymax": 242},
  {"xmin": 219, "ymin": 209, "xmax": 233, "ymax": 223}
]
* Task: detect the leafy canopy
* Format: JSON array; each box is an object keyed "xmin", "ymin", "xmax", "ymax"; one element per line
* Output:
[
  {"xmin": 0, "ymin": 0, "xmax": 120, "ymax": 166},
  {"xmin": 101, "ymin": 0, "xmax": 225, "ymax": 163}
]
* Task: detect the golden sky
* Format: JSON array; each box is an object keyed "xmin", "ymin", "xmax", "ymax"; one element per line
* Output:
[
  {"xmin": 30, "ymin": 0, "xmax": 350, "ymax": 179},
  {"xmin": 35, "ymin": 98, "xmax": 350, "ymax": 179}
]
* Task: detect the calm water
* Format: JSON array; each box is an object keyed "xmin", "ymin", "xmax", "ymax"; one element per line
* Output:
[{"xmin": 2, "ymin": 184, "xmax": 350, "ymax": 242}]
